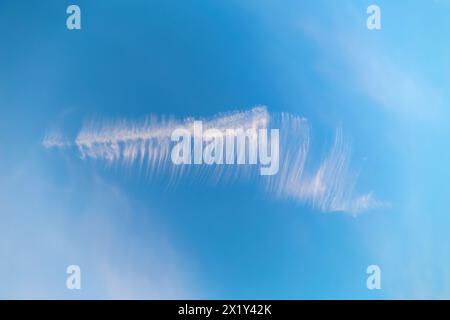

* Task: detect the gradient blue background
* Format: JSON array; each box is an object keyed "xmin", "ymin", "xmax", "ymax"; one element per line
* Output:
[{"xmin": 1, "ymin": 0, "xmax": 449, "ymax": 299}]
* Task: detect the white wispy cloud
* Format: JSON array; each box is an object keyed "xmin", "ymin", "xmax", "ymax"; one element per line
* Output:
[
  {"xmin": 42, "ymin": 131, "xmax": 71, "ymax": 149},
  {"xmin": 266, "ymin": 116, "xmax": 383, "ymax": 214},
  {"xmin": 43, "ymin": 106, "xmax": 382, "ymax": 215}
]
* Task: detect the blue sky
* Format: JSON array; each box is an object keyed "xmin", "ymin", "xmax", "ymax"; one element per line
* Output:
[{"xmin": 1, "ymin": 0, "xmax": 450, "ymax": 299}]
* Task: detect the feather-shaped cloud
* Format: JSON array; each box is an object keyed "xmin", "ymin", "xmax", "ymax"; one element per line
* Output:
[{"xmin": 43, "ymin": 106, "xmax": 383, "ymax": 214}]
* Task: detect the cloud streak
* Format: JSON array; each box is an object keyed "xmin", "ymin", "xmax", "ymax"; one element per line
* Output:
[
  {"xmin": 298, "ymin": 5, "xmax": 443, "ymax": 121},
  {"xmin": 43, "ymin": 106, "xmax": 382, "ymax": 214}
]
